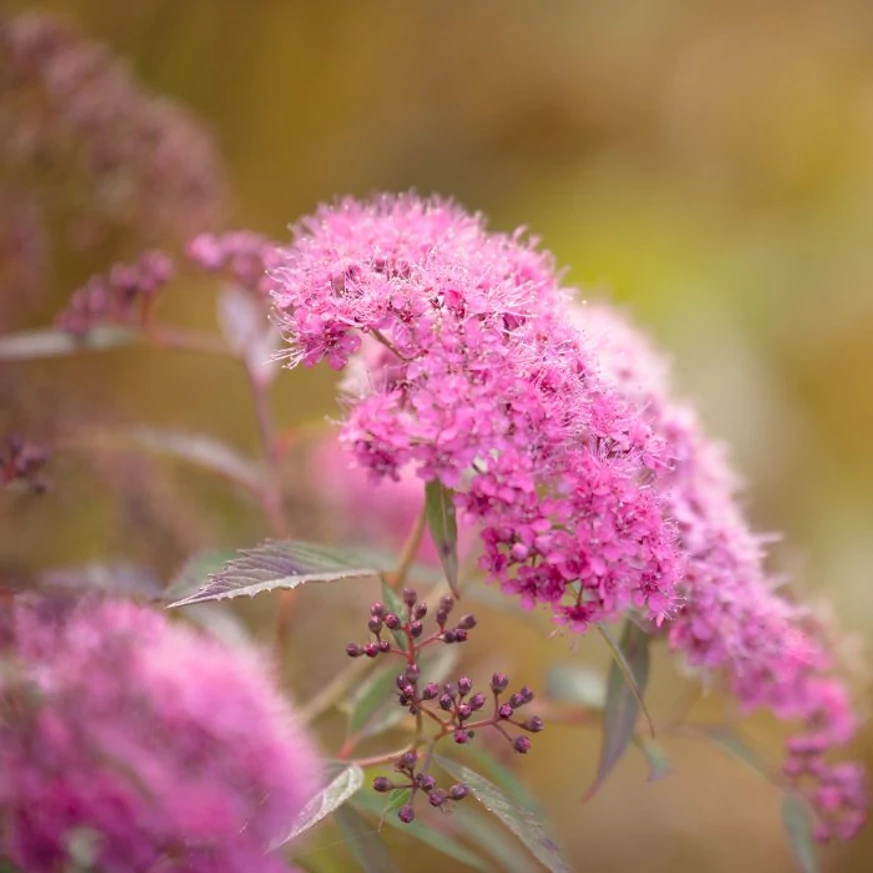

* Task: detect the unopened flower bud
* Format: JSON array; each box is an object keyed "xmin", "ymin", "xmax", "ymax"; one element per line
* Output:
[
  {"xmin": 453, "ymin": 730, "xmax": 471, "ymax": 744},
  {"xmin": 373, "ymin": 777, "xmax": 392, "ymax": 792},
  {"xmin": 346, "ymin": 643, "xmax": 363, "ymax": 658},
  {"xmin": 409, "ymin": 621, "xmax": 423, "ymax": 638},
  {"xmin": 513, "ymin": 736, "xmax": 531, "ymax": 754},
  {"xmin": 498, "ymin": 703, "xmax": 513, "ymax": 719},
  {"xmin": 398, "ymin": 805, "xmax": 415, "ymax": 823},
  {"xmin": 429, "ymin": 790, "xmax": 448, "ymax": 807},
  {"xmin": 413, "ymin": 603, "xmax": 427, "ymax": 620},
  {"xmin": 439, "ymin": 694, "xmax": 454, "ymax": 712},
  {"xmin": 364, "ymin": 643, "xmax": 379, "ymax": 658},
  {"xmin": 457, "ymin": 677, "xmax": 473, "ymax": 695},
  {"xmin": 422, "ymin": 682, "xmax": 439, "ymax": 700},
  {"xmin": 457, "ymin": 614, "xmax": 477, "ymax": 630},
  {"xmin": 397, "ymin": 751, "xmax": 417, "ymax": 770},
  {"xmin": 402, "ymin": 587, "xmax": 417, "ymax": 607},
  {"xmin": 524, "ymin": 716, "xmax": 544, "ymax": 733},
  {"xmin": 491, "ymin": 672, "xmax": 510, "ymax": 693},
  {"xmin": 368, "ymin": 617, "xmax": 383, "ymax": 635},
  {"xmin": 370, "ymin": 602, "xmax": 385, "ymax": 617},
  {"xmin": 449, "ymin": 783, "xmax": 470, "ymax": 801},
  {"xmin": 385, "ymin": 613, "xmax": 401, "ymax": 630}
]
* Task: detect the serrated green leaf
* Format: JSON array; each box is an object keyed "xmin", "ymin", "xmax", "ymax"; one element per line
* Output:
[
  {"xmin": 0, "ymin": 326, "xmax": 136, "ymax": 360},
  {"xmin": 353, "ymin": 790, "xmax": 492, "ymax": 871},
  {"xmin": 583, "ymin": 621, "xmax": 652, "ymax": 802},
  {"xmin": 454, "ymin": 807, "xmax": 540, "ymax": 873},
  {"xmin": 544, "ymin": 664, "xmax": 607, "ymax": 709},
  {"xmin": 425, "ymin": 480, "xmax": 459, "ymax": 596},
  {"xmin": 436, "ymin": 756, "xmax": 571, "ymax": 873},
  {"xmin": 632, "ymin": 736, "xmax": 671, "ymax": 782},
  {"xmin": 271, "ymin": 765, "xmax": 364, "ymax": 848},
  {"xmin": 163, "ymin": 550, "xmax": 238, "ymax": 602},
  {"xmin": 167, "ymin": 540, "xmax": 381, "ymax": 608},
  {"xmin": 782, "ymin": 793, "xmax": 820, "ymax": 873},
  {"xmin": 334, "ymin": 804, "xmax": 400, "ymax": 873}
]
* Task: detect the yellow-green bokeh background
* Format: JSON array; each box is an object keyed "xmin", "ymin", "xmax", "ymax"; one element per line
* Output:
[{"xmin": 4, "ymin": 1, "xmax": 873, "ymax": 871}]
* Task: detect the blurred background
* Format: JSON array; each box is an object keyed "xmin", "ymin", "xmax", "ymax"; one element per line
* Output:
[{"xmin": 2, "ymin": 1, "xmax": 872, "ymax": 870}]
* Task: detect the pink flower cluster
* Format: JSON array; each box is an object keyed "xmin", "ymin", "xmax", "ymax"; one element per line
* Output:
[
  {"xmin": 187, "ymin": 231, "xmax": 282, "ymax": 297},
  {"xmin": 271, "ymin": 194, "xmax": 681, "ymax": 633},
  {"xmin": 577, "ymin": 303, "xmax": 867, "ymax": 841},
  {"xmin": 0, "ymin": 596, "xmax": 321, "ymax": 872}
]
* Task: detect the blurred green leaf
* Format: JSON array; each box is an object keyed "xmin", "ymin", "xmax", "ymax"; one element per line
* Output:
[
  {"xmin": 115, "ymin": 427, "xmax": 264, "ymax": 494},
  {"xmin": 454, "ymin": 807, "xmax": 540, "ymax": 873},
  {"xmin": 271, "ymin": 764, "xmax": 364, "ymax": 848},
  {"xmin": 705, "ymin": 726, "xmax": 773, "ymax": 782},
  {"xmin": 781, "ymin": 793, "xmax": 820, "ymax": 873},
  {"xmin": 436, "ymin": 756, "xmax": 571, "ymax": 873},
  {"xmin": 0, "ymin": 326, "xmax": 136, "ymax": 360},
  {"xmin": 544, "ymin": 664, "xmax": 606, "ymax": 709},
  {"xmin": 167, "ymin": 540, "xmax": 380, "ymax": 607},
  {"xmin": 584, "ymin": 622, "xmax": 652, "ymax": 802},
  {"xmin": 353, "ymin": 790, "xmax": 492, "ymax": 871},
  {"xmin": 632, "ymin": 736, "xmax": 671, "ymax": 783},
  {"xmin": 425, "ymin": 480, "xmax": 459, "ymax": 596},
  {"xmin": 334, "ymin": 804, "xmax": 400, "ymax": 873}
]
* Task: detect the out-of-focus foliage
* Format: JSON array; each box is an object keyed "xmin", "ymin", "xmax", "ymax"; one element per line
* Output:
[{"xmin": 3, "ymin": 1, "xmax": 872, "ymax": 871}]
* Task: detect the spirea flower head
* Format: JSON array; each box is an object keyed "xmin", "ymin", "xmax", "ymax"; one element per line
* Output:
[
  {"xmin": 575, "ymin": 302, "xmax": 868, "ymax": 841},
  {"xmin": 271, "ymin": 194, "xmax": 682, "ymax": 631},
  {"xmin": 0, "ymin": 595, "xmax": 321, "ymax": 872}
]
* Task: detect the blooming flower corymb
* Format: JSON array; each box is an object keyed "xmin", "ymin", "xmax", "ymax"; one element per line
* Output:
[
  {"xmin": 0, "ymin": 596, "xmax": 321, "ymax": 872},
  {"xmin": 271, "ymin": 195, "xmax": 681, "ymax": 631},
  {"xmin": 577, "ymin": 303, "xmax": 868, "ymax": 841}
]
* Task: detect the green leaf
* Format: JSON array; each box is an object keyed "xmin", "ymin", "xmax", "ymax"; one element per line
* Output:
[
  {"xmin": 544, "ymin": 664, "xmax": 607, "ymax": 709},
  {"xmin": 436, "ymin": 756, "xmax": 572, "ymax": 873},
  {"xmin": 353, "ymin": 790, "xmax": 492, "ymax": 871},
  {"xmin": 781, "ymin": 793, "xmax": 820, "ymax": 873},
  {"xmin": 167, "ymin": 540, "xmax": 381, "ymax": 608},
  {"xmin": 116, "ymin": 427, "xmax": 264, "ymax": 494},
  {"xmin": 583, "ymin": 621, "xmax": 652, "ymax": 802},
  {"xmin": 454, "ymin": 808, "xmax": 540, "ymax": 873},
  {"xmin": 425, "ymin": 480, "xmax": 459, "ymax": 596},
  {"xmin": 334, "ymin": 804, "xmax": 401, "ymax": 873},
  {"xmin": 704, "ymin": 726, "xmax": 773, "ymax": 782},
  {"xmin": 163, "ymin": 550, "xmax": 238, "ymax": 602},
  {"xmin": 271, "ymin": 764, "xmax": 364, "ymax": 848},
  {"xmin": 632, "ymin": 736, "xmax": 671, "ymax": 782},
  {"xmin": 457, "ymin": 745, "xmax": 546, "ymax": 819},
  {"xmin": 379, "ymin": 578, "xmax": 410, "ymax": 649},
  {"xmin": 0, "ymin": 326, "xmax": 136, "ymax": 360},
  {"xmin": 348, "ymin": 643, "xmax": 460, "ymax": 740}
]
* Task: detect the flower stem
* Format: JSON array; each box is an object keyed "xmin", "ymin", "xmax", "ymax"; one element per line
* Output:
[{"xmin": 390, "ymin": 503, "xmax": 427, "ymax": 591}]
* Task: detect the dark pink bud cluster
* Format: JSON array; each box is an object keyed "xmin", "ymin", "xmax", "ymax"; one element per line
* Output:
[
  {"xmin": 345, "ymin": 590, "xmax": 475, "ymax": 661},
  {"xmin": 55, "ymin": 250, "xmax": 173, "ymax": 334},
  {"xmin": 271, "ymin": 195, "xmax": 682, "ymax": 632},
  {"xmin": 0, "ymin": 12, "xmax": 226, "ymax": 244},
  {"xmin": 372, "ymin": 749, "xmax": 470, "ymax": 823},
  {"xmin": 578, "ymin": 303, "xmax": 868, "ymax": 841},
  {"xmin": 0, "ymin": 436, "xmax": 48, "ymax": 493},
  {"xmin": 187, "ymin": 231, "xmax": 281, "ymax": 296}
]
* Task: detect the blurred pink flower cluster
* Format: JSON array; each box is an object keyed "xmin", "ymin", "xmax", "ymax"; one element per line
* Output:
[{"xmin": 0, "ymin": 596, "xmax": 321, "ymax": 872}]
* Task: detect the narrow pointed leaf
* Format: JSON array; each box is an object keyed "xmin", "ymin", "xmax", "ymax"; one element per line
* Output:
[
  {"xmin": 583, "ymin": 622, "xmax": 652, "ymax": 802},
  {"xmin": 458, "ymin": 745, "xmax": 546, "ymax": 819},
  {"xmin": 425, "ymin": 480, "xmax": 459, "ymax": 596},
  {"xmin": 121, "ymin": 427, "xmax": 264, "ymax": 493},
  {"xmin": 353, "ymin": 790, "xmax": 492, "ymax": 871},
  {"xmin": 380, "ymin": 578, "xmax": 411, "ymax": 649},
  {"xmin": 0, "ymin": 326, "xmax": 136, "ymax": 360},
  {"xmin": 436, "ymin": 756, "xmax": 571, "ymax": 873},
  {"xmin": 455, "ymin": 808, "xmax": 540, "ymax": 873},
  {"xmin": 632, "ymin": 736, "xmax": 671, "ymax": 782},
  {"xmin": 334, "ymin": 804, "xmax": 400, "ymax": 873},
  {"xmin": 167, "ymin": 540, "xmax": 380, "ymax": 607},
  {"xmin": 271, "ymin": 764, "xmax": 364, "ymax": 848},
  {"xmin": 545, "ymin": 664, "xmax": 607, "ymax": 709},
  {"xmin": 782, "ymin": 793, "xmax": 820, "ymax": 873},
  {"xmin": 705, "ymin": 726, "xmax": 773, "ymax": 782}
]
